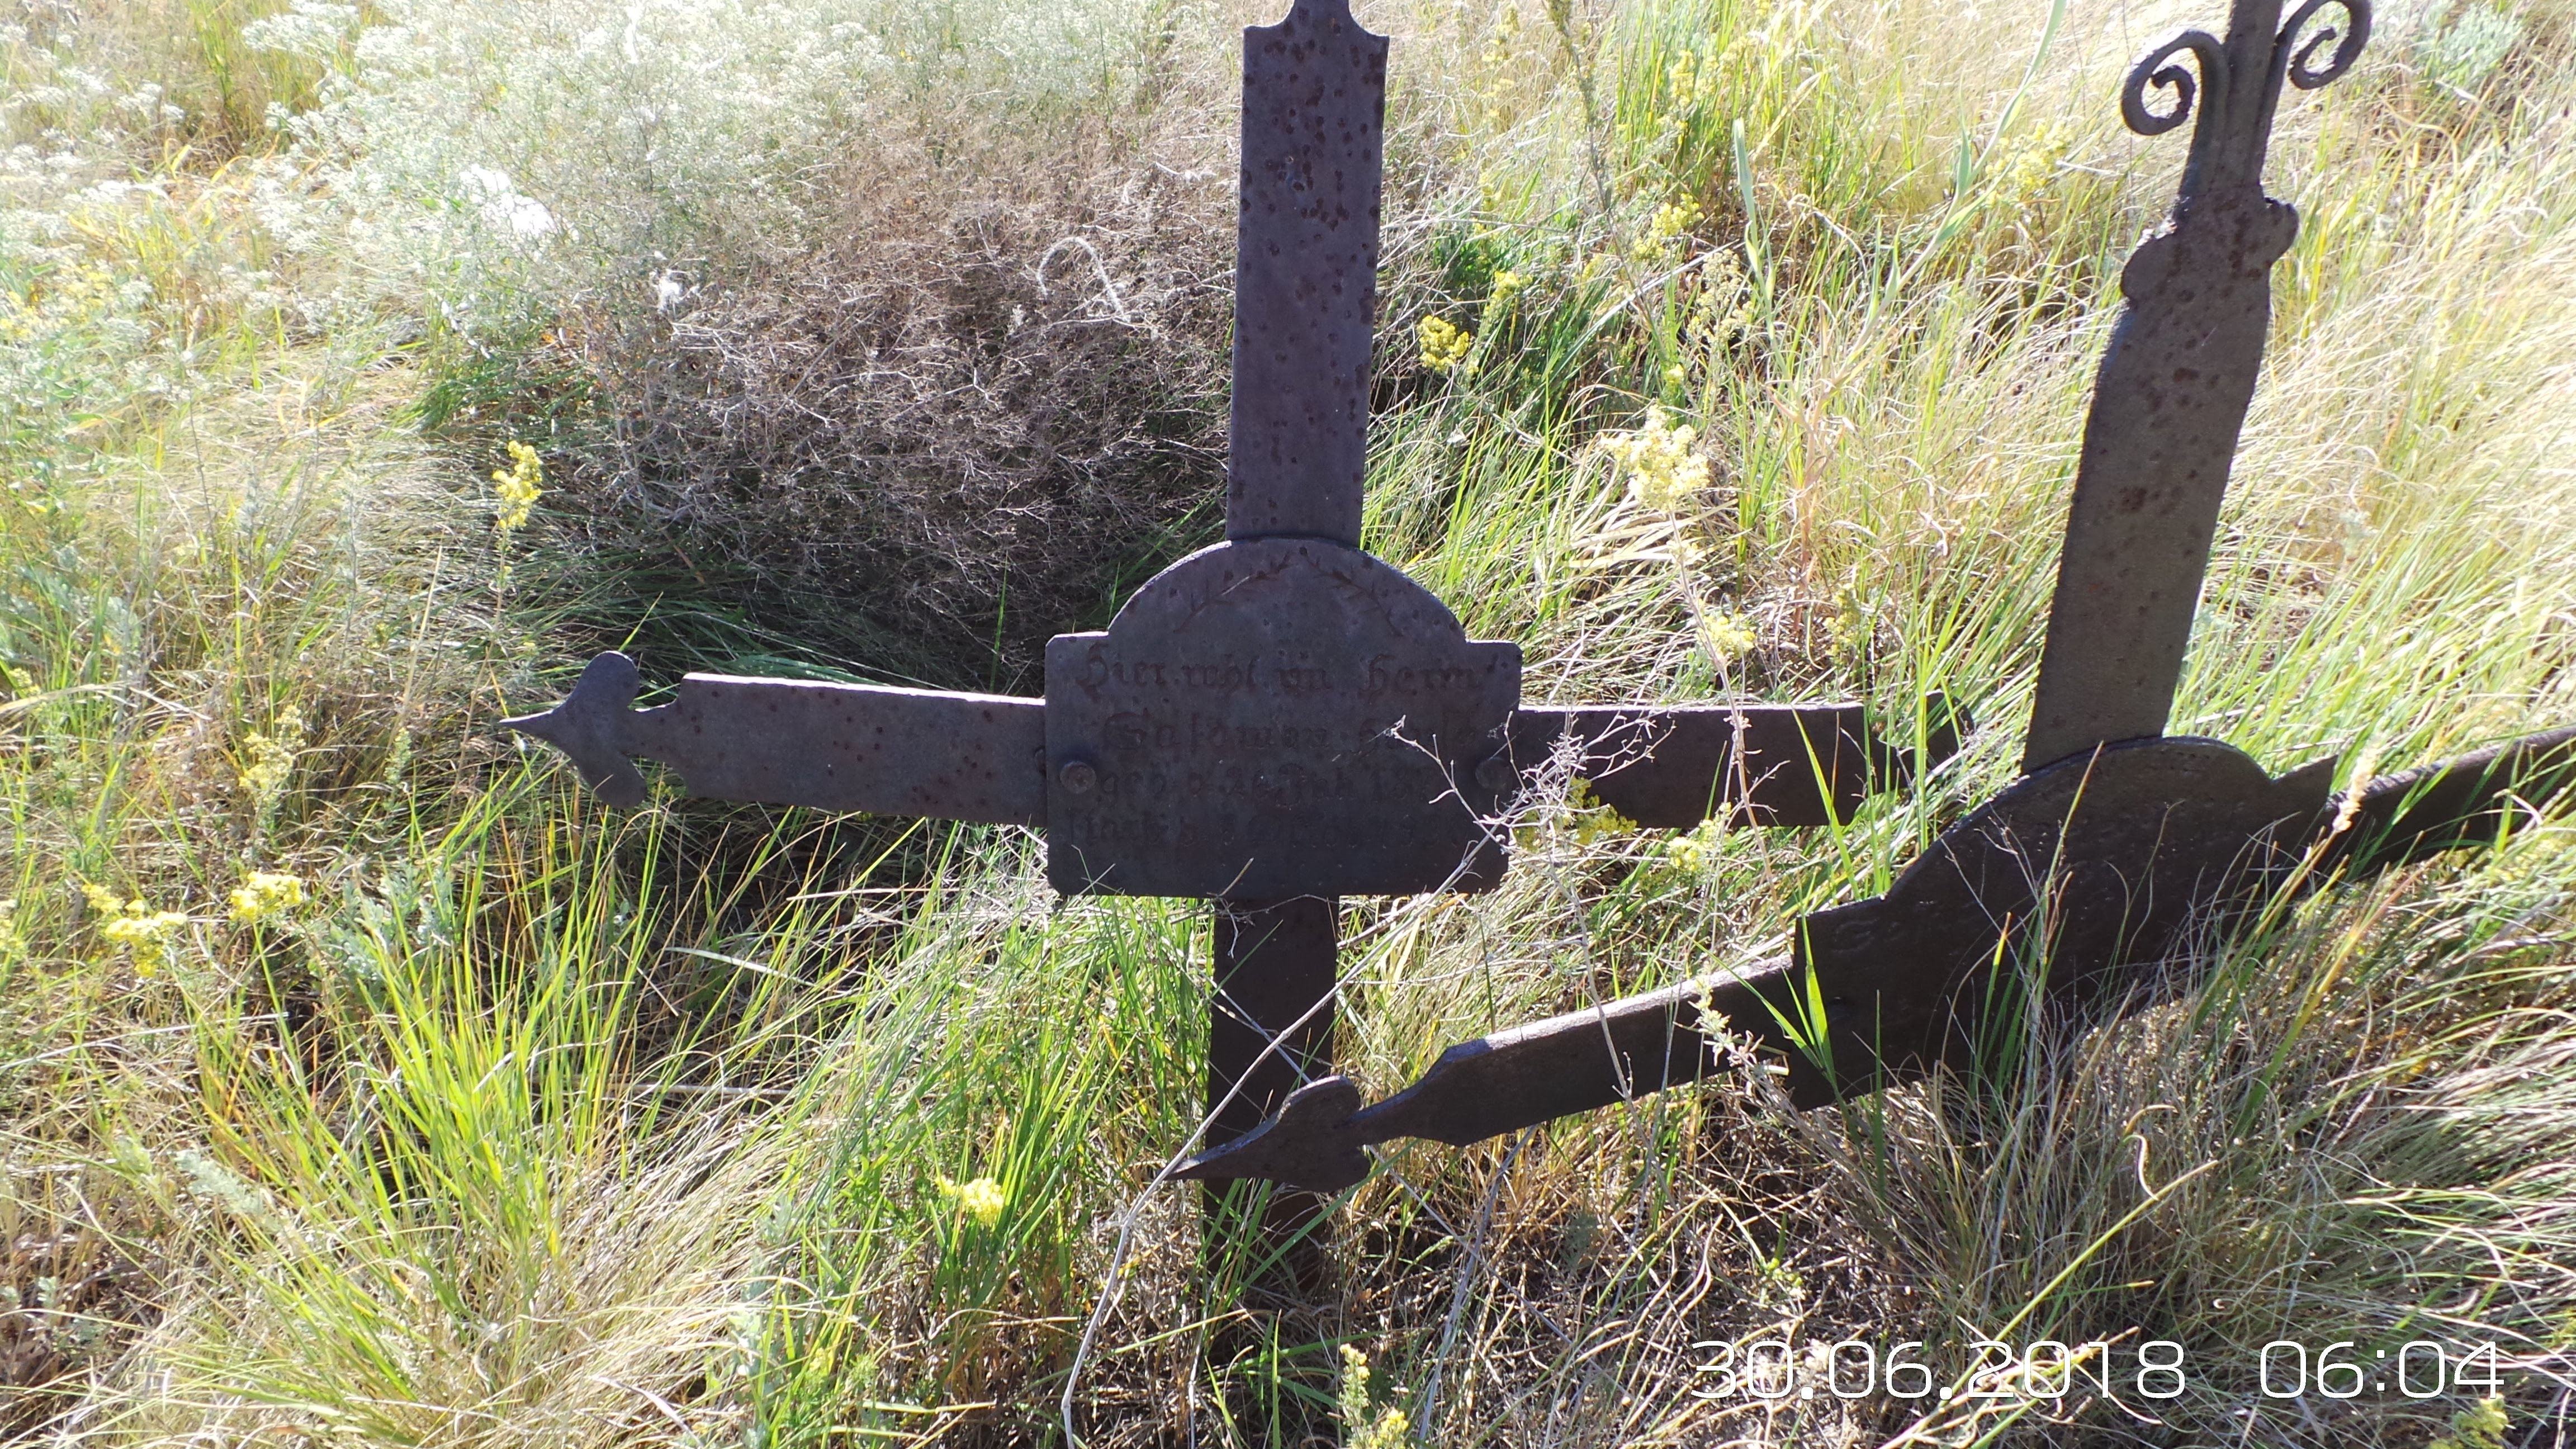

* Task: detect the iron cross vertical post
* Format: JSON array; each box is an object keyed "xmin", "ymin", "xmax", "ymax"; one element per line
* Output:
[
  {"xmin": 1046, "ymin": 0, "xmax": 1489, "ymax": 1301},
  {"xmin": 2025, "ymin": 0, "xmax": 2370, "ymax": 770},
  {"xmin": 1154, "ymin": 0, "xmax": 1377, "ymax": 1294},
  {"xmin": 501, "ymin": 0, "xmax": 1934, "ymax": 1320}
]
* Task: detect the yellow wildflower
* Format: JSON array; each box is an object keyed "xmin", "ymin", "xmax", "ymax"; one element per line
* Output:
[
  {"xmin": 1338, "ymin": 1346, "xmax": 1410, "ymax": 1449},
  {"xmin": 1631, "ymin": 195, "xmax": 1704, "ymax": 265},
  {"xmin": 86, "ymin": 884, "xmax": 187, "ymax": 978},
  {"xmin": 2431, "ymin": 1398, "xmax": 2509, "ymax": 1449},
  {"xmin": 238, "ymin": 707, "xmax": 304, "ymax": 800},
  {"xmin": 1595, "ymin": 406, "xmax": 1712, "ymax": 513},
  {"xmin": 1417, "ymin": 315, "xmax": 1475, "ymax": 374},
  {"xmin": 1687, "ymin": 249, "xmax": 1753, "ymax": 351},
  {"xmin": 1664, "ymin": 48, "xmax": 1719, "ymax": 107},
  {"xmin": 1698, "ymin": 609, "xmax": 1757, "ymax": 663},
  {"xmin": 229, "ymin": 872, "xmax": 307, "ymax": 924},
  {"xmin": 491, "ymin": 441, "xmax": 544, "ymax": 533},
  {"xmin": 1566, "ymin": 778, "xmax": 1640, "ymax": 844},
  {"xmin": 1991, "ymin": 121, "xmax": 2071, "ymax": 205},
  {"xmin": 1830, "ymin": 585, "xmax": 1873, "ymax": 657},
  {"xmin": 936, "ymin": 1175, "xmax": 1008, "ymax": 1229}
]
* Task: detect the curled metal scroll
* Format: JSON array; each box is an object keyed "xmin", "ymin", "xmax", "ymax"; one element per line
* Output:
[
  {"xmin": 2122, "ymin": 29, "xmax": 2227, "ymax": 138},
  {"xmin": 2121, "ymin": 0, "xmax": 2370, "ymax": 203},
  {"xmin": 2281, "ymin": 0, "xmax": 2371, "ymax": 90}
]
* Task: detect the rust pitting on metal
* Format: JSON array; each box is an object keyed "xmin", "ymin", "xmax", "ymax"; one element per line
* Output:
[
  {"xmin": 1228, "ymin": 0, "xmax": 1384, "ymax": 548},
  {"xmin": 2023, "ymin": 1, "xmax": 2364, "ymax": 774},
  {"xmin": 1043, "ymin": 537, "xmax": 1521, "ymax": 897}
]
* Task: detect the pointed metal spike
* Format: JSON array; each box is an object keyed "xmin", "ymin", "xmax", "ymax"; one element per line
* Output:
[
  {"xmin": 1175, "ymin": 1075, "xmax": 1368, "ymax": 1194},
  {"xmin": 501, "ymin": 651, "xmax": 648, "ymax": 806}
]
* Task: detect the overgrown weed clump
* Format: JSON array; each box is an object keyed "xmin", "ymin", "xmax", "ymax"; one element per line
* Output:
[
  {"xmin": 4, "ymin": 0, "xmax": 2574, "ymax": 1445},
  {"xmin": 557, "ymin": 112, "xmax": 1239, "ymax": 687},
  {"xmin": 241, "ymin": 0, "xmax": 1256, "ymax": 687}
]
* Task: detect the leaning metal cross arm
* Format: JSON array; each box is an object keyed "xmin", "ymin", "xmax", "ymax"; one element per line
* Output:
[{"xmin": 1181, "ymin": 728, "xmax": 2576, "ymax": 1192}]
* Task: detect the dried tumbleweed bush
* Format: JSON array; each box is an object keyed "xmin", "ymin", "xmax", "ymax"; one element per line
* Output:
[{"xmin": 556, "ymin": 118, "xmax": 1237, "ymax": 683}]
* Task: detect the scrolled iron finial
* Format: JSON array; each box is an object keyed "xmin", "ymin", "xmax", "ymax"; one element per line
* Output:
[
  {"xmin": 2280, "ymin": 0, "xmax": 2371, "ymax": 91},
  {"xmin": 2121, "ymin": 29, "xmax": 2228, "ymax": 139},
  {"xmin": 2122, "ymin": 0, "xmax": 2369, "ymax": 203}
]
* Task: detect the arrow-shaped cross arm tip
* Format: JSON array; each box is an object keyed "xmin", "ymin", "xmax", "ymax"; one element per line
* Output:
[
  {"xmin": 1176, "ymin": 959, "xmax": 1801, "ymax": 1192},
  {"xmin": 500, "ymin": 651, "xmax": 652, "ymax": 806},
  {"xmin": 503, "ymin": 651, "xmax": 1047, "ymax": 823}
]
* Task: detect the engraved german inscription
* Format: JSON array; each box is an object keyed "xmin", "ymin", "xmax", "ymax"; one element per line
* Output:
[{"xmin": 1045, "ymin": 536, "xmax": 1519, "ymax": 897}]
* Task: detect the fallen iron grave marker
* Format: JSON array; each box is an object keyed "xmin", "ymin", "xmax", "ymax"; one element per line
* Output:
[
  {"xmin": 503, "ymin": 0, "xmax": 2576, "ymax": 1296},
  {"xmin": 1177, "ymin": 0, "xmax": 2576, "ymax": 1192}
]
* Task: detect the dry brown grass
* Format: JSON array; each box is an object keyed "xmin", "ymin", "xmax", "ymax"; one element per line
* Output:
[{"xmin": 537, "ymin": 91, "xmax": 1239, "ymax": 687}]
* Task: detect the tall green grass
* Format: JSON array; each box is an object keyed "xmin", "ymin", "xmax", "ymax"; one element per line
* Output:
[{"xmin": 5, "ymin": 0, "xmax": 2574, "ymax": 1444}]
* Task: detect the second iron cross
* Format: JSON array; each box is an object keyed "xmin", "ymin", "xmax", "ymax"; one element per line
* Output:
[{"xmin": 505, "ymin": 0, "xmax": 1928, "ymax": 1300}]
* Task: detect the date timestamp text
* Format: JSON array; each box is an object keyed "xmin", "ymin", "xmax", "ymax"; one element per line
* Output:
[{"xmin": 1688, "ymin": 1337, "xmax": 2506, "ymax": 1403}]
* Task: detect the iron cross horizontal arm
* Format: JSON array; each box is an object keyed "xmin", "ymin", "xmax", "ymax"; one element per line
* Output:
[
  {"xmin": 1179, "ymin": 0, "xmax": 2576, "ymax": 1195},
  {"xmin": 504, "ymin": 0, "xmax": 1937, "ymax": 859},
  {"xmin": 500, "ymin": 0, "xmax": 1940, "ymax": 1252}
]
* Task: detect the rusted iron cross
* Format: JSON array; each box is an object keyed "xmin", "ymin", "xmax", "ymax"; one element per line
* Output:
[
  {"xmin": 502, "ymin": 0, "xmax": 1931, "ymax": 1291},
  {"xmin": 1181, "ymin": 0, "xmax": 2576, "ymax": 1195}
]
